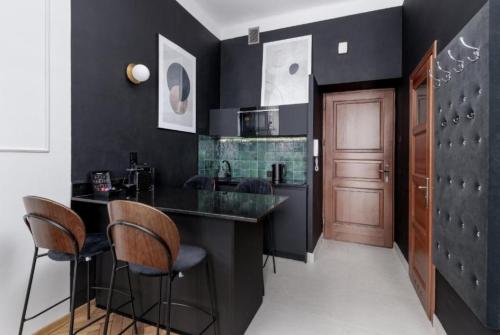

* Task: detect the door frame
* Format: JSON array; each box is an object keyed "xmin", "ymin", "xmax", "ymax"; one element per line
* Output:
[
  {"xmin": 322, "ymin": 89, "xmax": 395, "ymax": 247},
  {"xmin": 408, "ymin": 41, "xmax": 437, "ymax": 319}
]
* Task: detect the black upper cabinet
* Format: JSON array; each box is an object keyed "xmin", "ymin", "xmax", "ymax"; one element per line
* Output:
[
  {"xmin": 209, "ymin": 104, "xmax": 308, "ymax": 137},
  {"xmin": 278, "ymin": 104, "xmax": 308, "ymax": 136},
  {"xmin": 209, "ymin": 108, "xmax": 239, "ymax": 137}
]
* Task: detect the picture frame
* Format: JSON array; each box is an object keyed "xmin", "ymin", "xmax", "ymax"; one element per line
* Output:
[
  {"xmin": 261, "ymin": 35, "xmax": 312, "ymax": 107},
  {"xmin": 158, "ymin": 34, "xmax": 197, "ymax": 133}
]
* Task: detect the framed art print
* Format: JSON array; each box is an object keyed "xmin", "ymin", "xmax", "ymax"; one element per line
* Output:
[
  {"xmin": 158, "ymin": 34, "xmax": 196, "ymax": 133},
  {"xmin": 261, "ymin": 35, "xmax": 312, "ymax": 106}
]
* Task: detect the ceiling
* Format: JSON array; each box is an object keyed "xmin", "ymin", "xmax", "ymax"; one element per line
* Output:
[{"xmin": 176, "ymin": 0, "xmax": 404, "ymax": 40}]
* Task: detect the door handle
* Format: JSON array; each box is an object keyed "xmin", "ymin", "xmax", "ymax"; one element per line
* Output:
[
  {"xmin": 418, "ymin": 178, "xmax": 430, "ymax": 208},
  {"xmin": 379, "ymin": 164, "xmax": 390, "ymax": 183}
]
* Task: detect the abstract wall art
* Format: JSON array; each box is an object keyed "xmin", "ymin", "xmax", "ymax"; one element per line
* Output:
[
  {"xmin": 261, "ymin": 35, "xmax": 312, "ymax": 106},
  {"xmin": 158, "ymin": 34, "xmax": 196, "ymax": 133}
]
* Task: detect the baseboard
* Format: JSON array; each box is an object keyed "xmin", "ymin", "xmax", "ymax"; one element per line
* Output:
[
  {"xmin": 393, "ymin": 242, "xmax": 409, "ymax": 273},
  {"xmin": 433, "ymin": 314, "xmax": 447, "ymax": 335},
  {"xmin": 307, "ymin": 234, "xmax": 324, "ymax": 263}
]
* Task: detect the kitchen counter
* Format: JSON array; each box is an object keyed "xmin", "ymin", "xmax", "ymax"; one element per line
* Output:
[
  {"xmin": 71, "ymin": 187, "xmax": 288, "ymax": 335},
  {"xmin": 72, "ymin": 187, "xmax": 287, "ymax": 223}
]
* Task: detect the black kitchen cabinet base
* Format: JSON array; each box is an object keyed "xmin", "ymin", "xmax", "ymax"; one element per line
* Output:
[
  {"xmin": 214, "ymin": 183, "xmax": 308, "ymax": 261},
  {"xmin": 272, "ymin": 187, "xmax": 307, "ymax": 260}
]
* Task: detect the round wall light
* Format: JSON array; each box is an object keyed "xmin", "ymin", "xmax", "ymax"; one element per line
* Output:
[{"xmin": 126, "ymin": 63, "xmax": 150, "ymax": 84}]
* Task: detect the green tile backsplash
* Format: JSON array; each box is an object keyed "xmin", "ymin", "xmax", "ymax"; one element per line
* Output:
[{"xmin": 198, "ymin": 136, "xmax": 308, "ymax": 183}]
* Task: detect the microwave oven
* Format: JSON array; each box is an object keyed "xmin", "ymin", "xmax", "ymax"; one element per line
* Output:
[{"xmin": 238, "ymin": 107, "xmax": 279, "ymax": 137}]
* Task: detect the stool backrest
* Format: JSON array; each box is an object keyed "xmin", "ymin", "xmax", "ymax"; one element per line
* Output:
[
  {"xmin": 236, "ymin": 178, "xmax": 274, "ymax": 195},
  {"xmin": 107, "ymin": 200, "xmax": 180, "ymax": 272},
  {"xmin": 183, "ymin": 175, "xmax": 215, "ymax": 191},
  {"xmin": 23, "ymin": 196, "xmax": 86, "ymax": 254}
]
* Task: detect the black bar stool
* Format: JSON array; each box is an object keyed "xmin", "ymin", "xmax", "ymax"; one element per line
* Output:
[
  {"xmin": 183, "ymin": 175, "xmax": 216, "ymax": 191},
  {"xmin": 237, "ymin": 178, "xmax": 277, "ymax": 274},
  {"xmin": 19, "ymin": 196, "xmax": 137, "ymax": 335},
  {"xmin": 104, "ymin": 200, "xmax": 217, "ymax": 335}
]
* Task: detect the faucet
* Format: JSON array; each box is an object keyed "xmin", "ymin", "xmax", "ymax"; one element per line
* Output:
[{"xmin": 221, "ymin": 160, "xmax": 232, "ymax": 178}]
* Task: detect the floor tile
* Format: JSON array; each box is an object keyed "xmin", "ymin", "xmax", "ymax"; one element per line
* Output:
[{"xmin": 246, "ymin": 240, "xmax": 435, "ymax": 335}]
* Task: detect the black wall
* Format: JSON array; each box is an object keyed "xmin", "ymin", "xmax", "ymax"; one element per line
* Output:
[
  {"xmin": 219, "ymin": 7, "xmax": 402, "ymax": 253},
  {"xmin": 220, "ymin": 7, "xmax": 402, "ymax": 108},
  {"xmin": 400, "ymin": 1, "xmax": 493, "ymax": 334},
  {"xmin": 71, "ymin": 0, "xmax": 220, "ymax": 187}
]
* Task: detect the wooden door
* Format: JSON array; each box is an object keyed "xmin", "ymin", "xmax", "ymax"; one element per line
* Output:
[
  {"xmin": 323, "ymin": 89, "xmax": 395, "ymax": 247},
  {"xmin": 409, "ymin": 42, "xmax": 436, "ymax": 319}
]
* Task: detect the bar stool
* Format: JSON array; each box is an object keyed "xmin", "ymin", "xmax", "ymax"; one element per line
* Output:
[
  {"xmin": 183, "ymin": 175, "xmax": 216, "ymax": 191},
  {"xmin": 19, "ymin": 196, "xmax": 137, "ymax": 335},
  {"xmin": 237, "ymin": 179, "xmax": 277, "ymax": 274},
  {"xmin": 104, "ymin": 200, "xmax": 217, "ymax": 335}
]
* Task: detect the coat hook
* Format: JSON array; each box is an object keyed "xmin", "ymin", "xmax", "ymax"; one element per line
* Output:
[
  {"xmin": 459, "ymin": 37, "xmax": 480, "ymax": 62},
  {"xmin": 447, "ymin": 50, "xmax": 465, "ymax": 73},
  {"xmin": 429, "ymin": 69, "xmax": 441, "ymax": 88},
  {"xmin": 436, "ymin": 61, "xmax": 451, "ymax": 82}
]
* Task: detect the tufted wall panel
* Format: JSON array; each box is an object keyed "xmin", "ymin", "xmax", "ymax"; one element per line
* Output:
[{"xmin": 433, "ymin": 2, "xmax": 499, "ymax": 328}]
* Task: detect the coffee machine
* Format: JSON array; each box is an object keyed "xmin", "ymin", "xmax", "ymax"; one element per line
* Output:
[{"xmin": 126, "ymin": 152, "xmax": 155, "ymax": 192}]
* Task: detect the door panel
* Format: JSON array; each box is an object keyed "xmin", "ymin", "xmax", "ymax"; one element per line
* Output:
[
  {"xmin": 408, "ymin": 42, "xmax": 436, "ymax": 319},
  {"xmin": 335, "ymin": 101, "xmax": 382, "ymax": 151},
  {"xmin": 413, "ymin": 131, "xmax": 427, "ymax": 175},
  {"xmin": 413, "ymin": 230, "xmax": 429, "ymax": 285},
  {"xmin": 335, "ymin": 188, "xmax": 382, "ymax": 227},
  {"xmin": 334, "ymin": 160, "xmax": 383, "ymax": 180},
  {"xmin": 323, "ymin": 89, "xmax": 394, "ymax": 247}
]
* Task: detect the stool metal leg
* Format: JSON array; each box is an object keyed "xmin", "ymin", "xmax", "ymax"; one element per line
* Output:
[
  {"xmin": 157, "ymin": 276, "xmax": 163, "ymax": 335},
  {"xmin": 103, "ymin": 260, "xmax": 117, "ymax": 335},
  {"xmin": 18, "ymin": 247, "xmax": 39, "ymax": 335},
  {"xmin": 263, "ymin": 218, "xmax": 277, "ymax": 274},
  {"xmin": 125, "ymin": 265, "xmax": 138, "ymax": 334},
  {"xmin": 270, "ymin": 219, "xmax": 277, "ymax": 274},
  {"xmin": 69, "ymin": 257, "xmax": 79, "ymax": 335},
  {"xmin": 86, "ymin": 259, "xmax": 91, "ymax": 320},
  {"xmin": 166, "ymin": 275, "xmax": 173, "ymax": 335},
  {"xmin": 206, "ymin": 259, "xmax": 218, "ymax": 335}
]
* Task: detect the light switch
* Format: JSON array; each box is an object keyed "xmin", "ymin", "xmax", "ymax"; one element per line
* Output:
[{"xmin": 338, "ymin": 41, "xmax": 348, "ymax": 54}]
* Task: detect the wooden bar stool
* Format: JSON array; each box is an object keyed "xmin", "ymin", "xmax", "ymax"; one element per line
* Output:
[
  {"xmin": 19, "ymin": 196, "xmax": 137, "ymax": 335},
  {"xmin": 104, "ymin": 200, "xmax": 217, "ymax": 335}
]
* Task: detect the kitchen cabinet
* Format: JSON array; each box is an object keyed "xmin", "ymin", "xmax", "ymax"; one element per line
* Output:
[
  {"xmin": 209, "ymin": 108, "xmax": 239, "ymax": 136},
  {"xmin": 279, "ymin": 103, "xmax": 308, "ymax": 136},
  {"xmin": 214, "ymin": 181, "xmax": 307, "ymax": 261},
  {"xmin": 271, "ymin": 187, "xmax": 307, "ymax": 261},
  {"xmin": 209, "ymin": 104, "xmax": 308, "ymax": 137}
]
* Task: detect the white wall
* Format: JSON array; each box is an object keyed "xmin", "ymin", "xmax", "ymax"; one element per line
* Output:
[{"xmin": 0, "ymin": 0, "xmax": 71, "ymax": 333}]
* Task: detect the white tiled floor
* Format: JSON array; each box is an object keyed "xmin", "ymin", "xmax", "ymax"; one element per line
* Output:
[{"xmin": 246, "ymin": 240, "xmax": 436, "ymax": 335}]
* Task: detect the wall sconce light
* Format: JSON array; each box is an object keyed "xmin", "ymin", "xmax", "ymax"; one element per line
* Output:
[{"xmin": 126, "ymin": 63, "xmax": 150, "ymax": 84}]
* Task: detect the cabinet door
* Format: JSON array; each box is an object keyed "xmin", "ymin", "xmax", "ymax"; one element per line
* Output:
[
  {"xmin": 209, "ymin": 108, "xmax": 239, "ymax": 136},
  {"xmin": 279, "ymin": 104, "xmax": 308, "ymax": 136},
  {"xmin": 271, "ymin": 187, "xmax": 307, "ymax": 261}
]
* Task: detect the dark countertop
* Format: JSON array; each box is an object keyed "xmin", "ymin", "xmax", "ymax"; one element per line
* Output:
[
  {"xmin": 214, "ymin": 177, "xmax": 307, "ymax": 188},
  {"xmin": 71, "ymin": 188, "xmax": 288, "ymax": 223}
]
